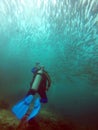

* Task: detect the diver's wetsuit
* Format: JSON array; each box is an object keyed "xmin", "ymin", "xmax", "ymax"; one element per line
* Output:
[{"xmin": 27, "ymin": 68, "xmax": 51, "ymax": 103}]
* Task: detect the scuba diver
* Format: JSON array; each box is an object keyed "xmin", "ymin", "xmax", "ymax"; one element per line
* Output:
[
  {"xmin": 28, "ymin": 63, "xmax": 51, "ymax": 104},
  {"xmin": 12, "ymin": 63, "xmax": 51, "ymax": 124}
]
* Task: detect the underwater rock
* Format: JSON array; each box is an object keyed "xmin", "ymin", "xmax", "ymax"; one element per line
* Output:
[
  {"xmin": 0, "ymin": 108, "xmax": 75, "ymax": 130},
  {"xmin": 0, "ymin": 108, "xmax": 98, "ymax": 130},
  {"xmin": 0, "ymin": 109, "xmax": 19, "ymax": 130}
]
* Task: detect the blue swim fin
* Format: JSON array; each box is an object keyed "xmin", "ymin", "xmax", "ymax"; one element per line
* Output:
[
  {"xmin": 27, "ymin": 97, "xmax": 41, "ymax": 121},
  {"xmin": 12, "ymin": 95, "xmax": 33, "ymax": 119}
]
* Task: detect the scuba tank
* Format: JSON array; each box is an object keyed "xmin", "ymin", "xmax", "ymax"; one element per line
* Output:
[{"xmin": 31, "ymin": 67, "xmax": 43, "ymax": 91}]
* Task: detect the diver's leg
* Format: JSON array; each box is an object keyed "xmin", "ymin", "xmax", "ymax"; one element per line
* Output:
[
  {"xmin": 38, "ymin": 89, "xmax": 48, "ymax": 103},
  {"xmin": 27, "ymin": 89, "xmax": 36, "ymax": 95}
]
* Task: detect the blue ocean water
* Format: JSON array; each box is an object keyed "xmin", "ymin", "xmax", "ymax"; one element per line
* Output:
[{"xmin": 0, "ymin": 0, "xmax": 98, "ymax": 124}]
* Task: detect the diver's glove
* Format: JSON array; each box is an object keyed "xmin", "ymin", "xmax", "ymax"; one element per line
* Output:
[{"xmin": 40, "ymin": 98, "xmax": 48, "ymax": 103}]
